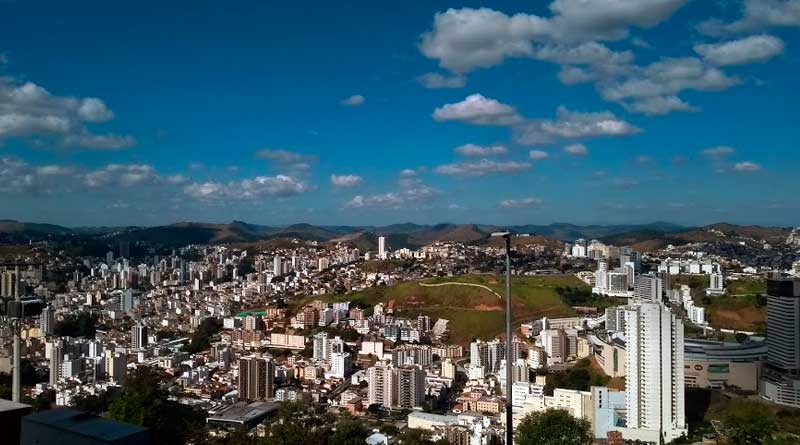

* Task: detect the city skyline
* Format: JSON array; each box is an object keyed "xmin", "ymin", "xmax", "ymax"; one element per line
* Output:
[{"xmin": 1, "ymin": 0, "xmax": 799, "ymax": 227}]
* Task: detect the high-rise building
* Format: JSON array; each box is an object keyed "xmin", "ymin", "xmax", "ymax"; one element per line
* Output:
[
  {"xmin": 761, "ymin": 279, "xmax": 800, "ymax": 408},
  {"xmin": 329, "ymin": 352, "xmax": 352, "ymax": 379},
  {"xmin": 238, "ymin": 355, "xmax": 275, "ymax": 401},
  {"xmin": 273, "ymin": 255, "xmax": 282, "ymax": 276},
  {"xmin": 766, "ymin": 279, "xmax": 800, "ymax": 375},
  {"xmin": 131, "ymin": 323, "xmax": 148, "ymax": 349},
  {"xmin": 48, "ymin": 341, "xmax": 63, "ymax": 386},
  {"xmin": 104, "ymin": 350, "xmax": 127, "ymax": 384},
  {"xmin": 378, "ymin": 236, "xmax": 387, "ymax": 260},
  {"xmin": 313, "ymin": 332, "xmax": 330, "ymax": 362},
  {"xmin": 40, "ymin": 306, "xmax": 55, "ymax": 337},
  {"xmin": 634, "ymin": 274, "xmax": 663, "ymax": 302},
  {"xmin": 708, "ymin": 273, "xmax": 725, "ymax": 296},
  {"xmin": 470, "ymin": 339, "xmax": 505, "ymax": 374},
  {"xmin": 441, "ymin": 358, "xmax": 456, "ymax": 379},
  {"xmin": 367, "ymin": 363, "xmax": 395, "ymax": 408},
  {"xmin": 395, "ymin": 365, "xmax": 425, "ymax": 408},
  {"xmin": 621, "ymin": 301, "xmax": 686, "ymax": 443}
]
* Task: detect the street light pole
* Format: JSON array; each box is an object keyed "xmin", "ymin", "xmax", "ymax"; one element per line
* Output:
[
  {"xmin": 492, "ymin": 232, "xmax": 513, "ymax": 445},
  {"xmin": 503, "ymin": 234, "xmax": 513, "ymax": 445}
]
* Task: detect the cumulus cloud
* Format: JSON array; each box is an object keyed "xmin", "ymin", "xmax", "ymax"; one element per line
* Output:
[
  {"xmin": 694, "ymin": 34, "xmax": 784, "ymax": 66},
  {"xmin": 529, "ymin": 150, "xmax": 549, "ymax": 160},
  {"xmin": 433, "ymin": 159, "xmax": 532, "ymax": 176},
  {"xmin": 513, "ymin": 106, "xmax": 640, "ymax": 145},
  {"xmin": 419, "ymin": 3, "xmax": 688, "ymax": 72},
  {"xmin": 330, "ymin": 174, "xmax": 363, "ymax": 188},
  {"xmin": 344, "ymin": 178, "xmax": 439, "ymax": 209},
  {"xmin": 733, "ymin": 161, "xmax": 763, "ymax": 172},
  {"xmin": 600, "ymin": 57, "xmax": 740, "ymax": 113},
  {"xmin": 500, "ymin": 197, "xmax": 543, "ymax": 208},
  {"xmin": 433, "ymin": 94, "xmax": 522, "ymax": 126},
  {"xmin": 255, "ymin": 149, "xmax": 316, "ymax": 164},
  {"xmin": 563, "ymin": 143, "xmax": 588, "ymax": 156},
  {"xmin": 698, "ymin": 0, "xmax": 800, "ymax": 36},
  {"xmin": 0, "ymin": 77, "xmax": 134, "ymax": 149},
  {"xmin": 702, "ymin": 145, "xmax": 736, "ymax": 158},
  {"xmin": 417, "ymin": 72, "xmax": 466, "ymax": 89},
  {"xmin": 625, "ymin": 95, "xmax": 699, "ymax": 115},
  {"xmin": 341, "ymin": 94, "xmax": 365, "ymax": 106},
  {"xmin": 184, "ymin": 175, "xmax": 313, "ymax": 200},
  {"xmin": 454, "ymin": 143, "xmax": 509, "ymax": 156}
]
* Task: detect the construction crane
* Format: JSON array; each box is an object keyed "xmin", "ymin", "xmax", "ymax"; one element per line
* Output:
[{"xmin": 0, "ymin": 263, "xmax": 45, "ymax": 403}]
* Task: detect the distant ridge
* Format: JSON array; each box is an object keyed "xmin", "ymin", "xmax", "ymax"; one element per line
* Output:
[{"xmin": 0, "ymin": 219, "xmax": 791, "ymax": 251}]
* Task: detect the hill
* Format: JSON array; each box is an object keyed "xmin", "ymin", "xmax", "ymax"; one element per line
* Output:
[
  {"xmin": 600, "ymin": 223, "xmax": 794, "ymax": 252},
  {"xmin": 293, "ymin": 274, "xmax": 583, "ymax": 344}
]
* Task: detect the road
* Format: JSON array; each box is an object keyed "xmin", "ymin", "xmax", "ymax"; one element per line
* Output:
[{"xmin": 419, "ymin": 281, "xmax": 503, "ymax": 300}]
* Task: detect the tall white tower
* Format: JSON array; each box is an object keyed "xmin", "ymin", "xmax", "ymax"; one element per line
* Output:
[
  {"xmin": 378, "ymin": 236, "xmax": 387, "ymax": 260},
  {"xmin": 622, "ymin": 301, "xmax": 687, "ymax": 443}
]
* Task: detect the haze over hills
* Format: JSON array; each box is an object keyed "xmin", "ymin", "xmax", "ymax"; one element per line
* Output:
[{"xmin": 0, "ymin": 219, "xmax": 794, "ymax": 251}]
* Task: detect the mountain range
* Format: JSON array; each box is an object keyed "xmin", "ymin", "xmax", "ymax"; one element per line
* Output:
[{"xmin": 0, "ymin": 219, "xmax": 794, "ymax": 252}]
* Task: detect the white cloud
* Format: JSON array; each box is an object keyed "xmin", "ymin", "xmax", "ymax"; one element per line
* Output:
[
  {"xmin": 62, "ymin": 131, "xmax": 136, "ymax": 150},
  {"xmin": 344, "ymin": 179, "xmax": 439, "ymax": 209},
  {"xmin": 0, "ymin": 77, "xmax": 134, "ymax": 149},
  {"xmin": 417, "ymin": 72, "xmax": 466, "ymax": 89},
  {"xmin": 434, "ymin": 159, "xmax": 532, "ymax": 176},
  {"xmin": 255, "ymin": 149, "xmax": 317, "ymax": 171},
  {"xmin": 454, "ymin": 143, "xmax": 509, "ymax": 156},
  {"xmin": 599, "ymin": 57, "xmax": 740, "ymax": 113},
  {"xmin": 563, "ymin": 143, "xmax": 588, "ymax": 156},
  {"xmin": 694, "ymin": 34, "xmax": 784, "ymax": 66},
  {"xmin": 330, "ymin": 174, "xmax": 363, "ymax": 188},
  {"xmin": 433, "ymin": 94, "xmax": 522, "ymax": 126},
  {"xmin": 733, "ymin": 161, "xmax": 763, "ymax": 172},
  {"xmin": 500, "ymin": 197, "xmax": 543, "ymax": 208},
  {"xmin": 184, "ymin": 175, "xmax": 313, "ymax": 200},
  {"xmin": 513, "ymin": 106, "xmax": 640, "ymax": 145},
  {"xmin": 557, "ymin": 66, "xmax": 595, "ymax": 84},
  {"xmin": 702, "ymin": 145, "xmax": 736, "ymax": 158},
  {"xmin": 419, "ymin": 3, "xmax": 688, "ymax": 72},
  {"xmin": 698, "ymin": 0, "xmax": 800, "ymax": 36},
  {"xmin": 341, "ymin": 94, "xmax": 365, "ymax": 106},
  {"xmin": 400, "ymin": 168, "xmax": 418, "ymax": 177},
  {"xmin": 529, "ymin": 150, "xmax": 549, "ymax": 160},
  {"xmin": 626, "ymin": 95, "xmax": 699, "ymax": 115}
]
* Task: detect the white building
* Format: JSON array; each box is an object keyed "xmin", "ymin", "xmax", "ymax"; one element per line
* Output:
[
  {"xmin": 378, "ymin": 236, "xmax": 387, "ymax": 260},
  {"xmin": 620, "ymin": 301, "xmax": 687, "ymax": 443}
]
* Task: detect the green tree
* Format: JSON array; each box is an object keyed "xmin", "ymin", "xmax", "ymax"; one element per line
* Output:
[
  {"xmin": 184, "ymin": 317, "xmax": 222, "ymax": 353},
  {"xmin": 721, "ymin": 401, "xmax": 778, "ymax": 445},
  {"xmin": 329, "ymin": 416, "xmax": 369, "ymax": 445},
  {"xmin": 516, "ymin": 409, "xmax": 592, "ymax": 445},
  {"xmin": 108, "ymin": 367, "xmax": 204, "ymax": 445}
]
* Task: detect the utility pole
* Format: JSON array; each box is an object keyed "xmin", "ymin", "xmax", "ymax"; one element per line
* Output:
[
  {"xmin": 492, "ymin": 232, "xmax": 514, "ymax": 445},
  {"xmin": 12, "ymin": 265, "xmax": 21, "ymax": 402}
]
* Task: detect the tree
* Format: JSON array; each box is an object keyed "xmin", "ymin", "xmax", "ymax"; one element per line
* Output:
[
  {"xmin": 516, "ymin": 409, "xmax": 592, "ymax": 445},
  {"xmin": 721, "ymin": 401, "xmax": 777, "ymax": 445},
  {"xmin": 54, "ymin": 313, "xmax": 97, "ymax": 338},
  {"xmin": 184, "ymin": 317, "xmax": 222, "ymax": 354},
  {"xmin": 108, "ymin": 367, "xmax": 204, "ymax": 445},
  {"xmin": 329, "ymin": 416, "xmax": 369, "ymax": 445}
]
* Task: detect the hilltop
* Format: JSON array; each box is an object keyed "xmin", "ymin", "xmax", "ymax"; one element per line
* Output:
[{"xmin": 292, "ymin": 274, "xmax": 584, "ymax": 344}]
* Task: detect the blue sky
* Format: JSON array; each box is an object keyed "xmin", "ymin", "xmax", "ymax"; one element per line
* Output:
[{"xmin": 0, "ymin": 0, "xmax": 798, "ymax": 227}]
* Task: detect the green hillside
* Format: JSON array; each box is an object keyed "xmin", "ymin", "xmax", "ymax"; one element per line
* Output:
[{"xmin": 296, "ymin": 274, "xmax": 582, "ymax": 344}]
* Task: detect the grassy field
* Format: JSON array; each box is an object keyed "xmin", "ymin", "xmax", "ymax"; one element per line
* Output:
[
  {"xmin": 672, "ymin": 275, "xmax": 767, "ymax": 332},
  {"xmin": 293, "ymin": 274, "xmax": 581, "ymax": 344},
  {"xmin": 686, "ymin": 389, "xmax": 800, "ymax": 437}
]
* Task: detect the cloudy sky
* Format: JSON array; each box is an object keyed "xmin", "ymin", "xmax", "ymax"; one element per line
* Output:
[{"xmin": 1, "ymin": 0, "xmax": 798, "ymax": 227}]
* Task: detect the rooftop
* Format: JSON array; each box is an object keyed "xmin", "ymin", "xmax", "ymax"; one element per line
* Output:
[
  {"xmin": 23, "ymin": 408, "xmax": 148, "ymax": 441},
  {"xmin": 0, "ymin": 398, "xmax": 31, "ymax": 413},
  {"xmin": 206, "ymin": 401, "xmax": 278, "ymax": 424}
]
